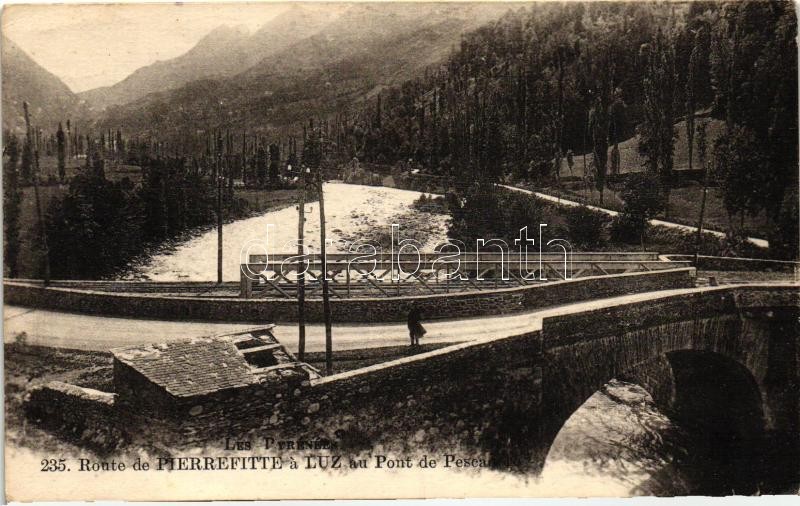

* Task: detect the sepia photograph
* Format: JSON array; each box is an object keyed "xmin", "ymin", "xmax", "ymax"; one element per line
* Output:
[{"xmin": 2, "ymin": 0, "xmax": 799, "ymax": 500}]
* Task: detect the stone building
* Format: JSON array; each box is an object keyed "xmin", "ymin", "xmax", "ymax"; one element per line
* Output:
[
  {"xmin": 111, "ymin": 327, "xmax": 320, "ymax": 420},
  {"xmin": 26, "ymin": 326, "xmax": 322, "ymax": 448}
]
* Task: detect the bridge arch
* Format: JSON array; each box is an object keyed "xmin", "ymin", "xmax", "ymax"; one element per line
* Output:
[
  {"xmin": 539, "ymin": 348, "xmax": 769, "ymax": 495},
  {"xmin": 527, "ymin": 291, "xmax": 799, "ymax": 492}
]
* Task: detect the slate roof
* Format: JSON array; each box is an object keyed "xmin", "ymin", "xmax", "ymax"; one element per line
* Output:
[{"xmin": 112, "ymin": 337, "xmax": 257, "ymax": 398}]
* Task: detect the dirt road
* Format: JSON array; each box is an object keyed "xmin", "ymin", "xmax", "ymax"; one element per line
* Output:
[
  {"xmin": 501, "ymin": 185, "xmax": 770, "ymax": 249},
  {"xmin": 3, "ymin": 287, "xmax": 722, "ymax": 353}
]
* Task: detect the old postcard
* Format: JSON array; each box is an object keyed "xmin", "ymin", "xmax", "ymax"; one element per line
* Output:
[{"xmin": 3, "ymin": 0, "xmax": 799, "ymax": 501}]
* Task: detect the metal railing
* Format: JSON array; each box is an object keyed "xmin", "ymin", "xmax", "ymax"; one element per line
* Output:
[{"xmin": 239, "ymin": 251, "xmax": 689, "ymax": 298}]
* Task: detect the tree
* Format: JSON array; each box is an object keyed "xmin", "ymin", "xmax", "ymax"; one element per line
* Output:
[
  {"xmin": 617, "ymin": 172, "xmax": 664, "ymax": 249},
  {"xmin": 255, "ymin": 145, "xmax": 268, "ymax": 187},
  {"xmin": 56, "ymin": 122, "xmax": 66, "ymax": 181},
  {"xmin": 709, "ymin": 1, "xmax": 797, "ymax": 255},
  {"xmin": 3, "ymin": 133, "xmax": 22, "ymax": 276},
  {"xmin": 302, "ymin": 125, "xmax": 322, "ymax": 170},
  {"xmin": 609, "ymin": 143, "xmax": 620, "ymax": 176},
  {"xmin": 46, "ymin": 169, "xmax": 142, "ymax": 278},
  {"xmin": 637, "ymin": 30, "xmax": 677, "ymax": 216},
  {"xmin": 268, "ymin": 143, "xmax": 280, "ymax": 186},
  {"xmin": 20, "ymin": 137, "xmax": 32, "ymax": 185},
  {"xmin": 685, "ymin": 23, "xmax": 711, "ymax": 171},
  {"xmin": 116, "ymin": 130, "xmax": 125, "ymax": 160},
  {"xmin": 713, "ymin": 125, "xmax": 769, "ymax": 232},
  {"xmin": 588, "ymin": 96, "xmax": 609, "ymax": 203}
]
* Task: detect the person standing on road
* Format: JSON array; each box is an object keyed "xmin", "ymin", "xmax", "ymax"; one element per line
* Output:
[{"xmin": 407, "ymin": 305, "xmax": 426, "ymax": 346}]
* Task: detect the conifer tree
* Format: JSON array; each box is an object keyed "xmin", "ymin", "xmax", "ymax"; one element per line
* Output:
[
  {"xmin": 3, "ymin": 133, "xmax": 22, "ymax": 276},
  {"xmin": 56, "ymin": 122, "xmax": 66, "ymax": 181}
]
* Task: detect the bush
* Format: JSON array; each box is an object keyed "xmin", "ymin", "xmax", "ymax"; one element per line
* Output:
[
  {"xmin": 448, "ymin": 183, "xmax": 543, "ymax": 247},
  {"xmin": 610, "ymin": 213, "xmax": 646, "ymax": 246},
  {"xmin": 411, "ymin": 193, "xmax": 446, "ymax": 214},
  {"xmin": 565, "ymin": 206, "xmax": 610, "ymax": 249},
  {"xmin": 767, "ymin": 191, "xmax": 799, "ymax": 260}
]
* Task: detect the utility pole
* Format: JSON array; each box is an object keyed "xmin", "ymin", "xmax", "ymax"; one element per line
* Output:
[
  {"xmin": 297, "ymin": 167, "xmax": 307, "ymax": 361},
  {"xmin": 317, "ymin": 168, "xmax": 333, "ymax": 374},
  {"xmin": 694, "ymin": 160, "xmax": 710, "ymax": 265},
  {"xmin": 23, "ymin": 102, "xmax": 50, "ymax": 285},
  {"xmin": 216, "ymin": 131, "xmax": 223, "ymax": 284}
]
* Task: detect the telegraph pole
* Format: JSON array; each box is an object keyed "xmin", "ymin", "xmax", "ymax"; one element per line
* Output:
[
  {"xmin": 297, "ymin": 167, "xmax": 307, "ymax": 361},
  {"xmin": 216, "ymin": 131, "xmax": 223, "ymax": 284},
  {"xmin": 317, "ymin": 169, "xmax": 333, "ymax": 374},
  {"xmin": 694, "ymin": 160, "xmax": 710, "ymax": 265}
]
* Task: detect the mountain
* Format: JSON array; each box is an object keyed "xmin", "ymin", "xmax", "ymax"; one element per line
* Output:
[
  {"xmin": 2, "ymin": 36, "xmax": 82, "ymax": 134},
  {"xmin": 93, "ymin": 3, "xmax": 513, "ymax": 140},
  {"xmin": 79, "ymin": 5, "xmax": 336, "ymax": 111}
]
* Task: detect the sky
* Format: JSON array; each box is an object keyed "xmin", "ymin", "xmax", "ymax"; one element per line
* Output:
[{"xmin": 2, "ymin": 2, "xmax": 293, "ymax": 92}]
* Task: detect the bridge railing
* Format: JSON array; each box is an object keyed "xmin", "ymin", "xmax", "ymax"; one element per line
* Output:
[{"xmin": 239, "ymin": 251, "xmax": 689, "ymax": 299}]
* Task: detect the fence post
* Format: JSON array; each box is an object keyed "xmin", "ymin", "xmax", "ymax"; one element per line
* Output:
[{"xmin": 240, "ymin": 265, "xmax": 253, "ymax": 299}]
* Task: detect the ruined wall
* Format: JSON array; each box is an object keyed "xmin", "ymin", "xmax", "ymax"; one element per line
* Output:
[
  {"xmin": 4, "ymin": 267, "xmax": 695, "ymax": 323},
  {"xmin": 26, "ymin": 381, "xmax": 127, "ymax": 450}
]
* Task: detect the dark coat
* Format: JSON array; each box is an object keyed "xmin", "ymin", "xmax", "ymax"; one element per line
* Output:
[{"xmin": 407, "ymin": 308, "xmax": 426, "ymax": 338}]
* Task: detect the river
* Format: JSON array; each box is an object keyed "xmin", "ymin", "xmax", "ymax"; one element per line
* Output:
[
  {"xmin": 540, "ymin": 380, "xmax": 694, "ymax": 496},
  {"xmin": 129, "ymin": 183, "xmax": 449, "ymax": 281}
]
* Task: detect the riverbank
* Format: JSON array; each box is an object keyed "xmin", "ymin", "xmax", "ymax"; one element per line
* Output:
[{"xmin": 129, "ymin": 183, "xmax": 450, "ymax": 281}]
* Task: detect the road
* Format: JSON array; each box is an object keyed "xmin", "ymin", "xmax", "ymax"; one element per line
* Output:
[
  {"xmin": 501, "ymin": 185, "xmax": 770, "ymax": 249},
  {"xmin": 3, "ymin": 304, "xmax": 537, "ymax": 352},
  {"xmin": 3, "ymin": 287, "xmax": 732, "ymax": 353}
]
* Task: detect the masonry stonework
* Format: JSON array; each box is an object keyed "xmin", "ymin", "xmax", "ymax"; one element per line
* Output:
[
  {"xmin": 23, "ymin": 285, "xmax": 798, "ymax": 474},
  {"xmin": 5, "ymin": 268, "xmax": 695, "ymax": 323}
]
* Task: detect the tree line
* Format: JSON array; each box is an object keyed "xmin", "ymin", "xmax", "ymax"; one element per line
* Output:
[
  {"xmin": 3, "ymin": 118, "xmax": 307, "ymax": 278},
  {"xmin": 316, "ymin": 1, "xmax": 797, "ymax": 258}
]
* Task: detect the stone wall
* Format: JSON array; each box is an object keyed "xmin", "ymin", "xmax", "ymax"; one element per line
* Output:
[
  {"xmin": 113, "ymin": 361, "xmax": 179, "ymax": 415},
  {"xmin": 26, "ymin": 381, "xmax": 127, "ymax": 450},
  {"xmin": 4, "ymin": 267, "xmax": 695, "ymax": 323},
  {"xmin": 115, "ymin": 285, "xmax": 795, "ymax": 467},
  {"xmin": 154, "ymin": 332, "xmax": 547, "ymax": 471},
  {"xmin": 665, "ymin": 255, "xmax": 799, "ymax": 272},
  {"xmin": 536, "ymin": 286, "xmax": 798, "ymax": 453}
]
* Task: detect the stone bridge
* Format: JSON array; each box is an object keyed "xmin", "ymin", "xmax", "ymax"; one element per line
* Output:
[
  {"xmin": 27, "ymin": 283, "xmax": 798, "ymax": 493},
  {"xmin": 531, "ymin": 286, "xmax": 798, "ymax": 489},
  {"xmin": 261, "ymin": 284, "xmax": 795, "ymax": 489}
]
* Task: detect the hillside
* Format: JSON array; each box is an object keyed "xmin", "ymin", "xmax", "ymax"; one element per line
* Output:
[
  {"xmin": 78, "ymin": 5, "xmax": 337, "ymax": 111},
  {"xmin": 1, "ymin": 36, "xmax": 83, "ymax": 134},
  {"xmin": 92, "ymin": 3, "xmax": 512, "ymax": 140},
  {"xmin": 558, "ymin": 115, "xmax": 727, "ymax": 178}
]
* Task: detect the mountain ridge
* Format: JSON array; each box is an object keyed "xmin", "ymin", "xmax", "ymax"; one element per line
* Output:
[
  {"xmin": 2, "ymin": 35, "xmax": 83, "ymax": 134},
  {"xmin": 92, "ymin": 3, "xmax": 513, "ymax": 140},
  {"xmin": 78, "ymin": 5, "xmax": 338, "ymax": 110}
]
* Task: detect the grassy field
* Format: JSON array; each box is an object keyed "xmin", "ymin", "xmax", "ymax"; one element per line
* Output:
[
  {"xmin": 542, "ymin": 183, "xmax": 769, "ymax": 239},
  {"xmin": 557, "ymin": 116, "xmax": 725, "ymax": 178}
]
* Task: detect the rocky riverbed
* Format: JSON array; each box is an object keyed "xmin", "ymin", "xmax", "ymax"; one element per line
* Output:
[{"xmin": 128, "ymin": 183, "xmax": 449, "ymax": 281}]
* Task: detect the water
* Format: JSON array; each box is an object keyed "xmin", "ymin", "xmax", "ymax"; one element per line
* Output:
[
  {"xmin": 130, "ymin": 183, "xmax": 448, "ymax": 281},
  {"xmin": 541, "ymin": 380, "xmax": 694, "ymax": 496},
  {"xmin": 542, "ymin": 379, "xmax": 799, "ymax": 496}
]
